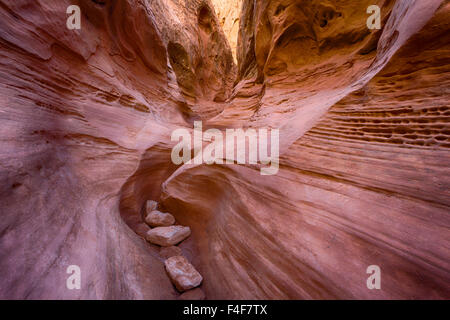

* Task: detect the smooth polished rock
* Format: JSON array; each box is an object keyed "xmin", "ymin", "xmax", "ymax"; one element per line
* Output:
[
  {"xmin": 160, "ymin": 246, "xmax": 183, "ymax": 259},
  {"xmin": 179, "ymin": 288, "xmax": 206, "ymax": 300}
]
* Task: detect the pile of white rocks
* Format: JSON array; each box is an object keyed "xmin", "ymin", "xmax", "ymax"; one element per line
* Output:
[{"xmin": 144, "ymin": 200, "xmax": 205, "ymax": 300}]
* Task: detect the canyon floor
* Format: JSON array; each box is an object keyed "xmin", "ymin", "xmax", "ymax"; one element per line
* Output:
[{"xmin": 0, "ymin": 0, "xmax": 449, "ymax": 299}]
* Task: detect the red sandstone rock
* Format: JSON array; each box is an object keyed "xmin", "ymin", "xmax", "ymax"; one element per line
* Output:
[
  {"xmin": 135, "ymin": 223, "xmax": 152, "ymax": 239},
  {"xmin": 146, "ymin": 200, "xmax": 158, "ymax": 213},
  {"xmin": 165, "ymin": 256, "xmax": 203, "ymax": 292},
  {"xmin": 179, "ymin": 288, "xmax": 206, "ymax": 300},
  {"xmin": 0, "ymin": 0, "xmax": 448, "ymax": 300},
  {"xmin": 211, "ymin": 0, "xmax": 243, "ymax": 62},
  {"xmin": 146, "ymin": 226, "xmax": 191, "ymax": 247},
  {"xmin": 160, "ymin": 0, "xmax": 450, "ymax": 300},
  {"xmin": 145, "ymin": 210, "xmax": 176, "ymax": 227}
]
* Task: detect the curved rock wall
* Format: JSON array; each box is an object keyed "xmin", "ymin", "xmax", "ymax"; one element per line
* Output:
[
  {"xmin": 162, "ymin": 0, "xmax": 450, "ymax": 299},
  {"xmin": 0, "ymin": 0, "xmax": 449, "ymax": 299},
  {"xmin": 0, "ymin": 0, "xmax": 230, "ymax": 299},
  {"xmin": 211, "ymin": 0, "xmax": 243, "ymax": 62},
  {"xmin": 149, "ymin": 0, "xmax": 236, "ymax": 106}
]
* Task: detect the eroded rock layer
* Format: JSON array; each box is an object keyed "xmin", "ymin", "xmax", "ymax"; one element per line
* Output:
[
  {"xmin": 211, "ymin": 0, "xmax": 243, "ymax": 62},
  {"xmin": 0, "ymin": 0, "xmax": 231, "ymax": 299},
  {"xmin": 0, "ymin": 0, "xmax": 449, "ymax": 299}
]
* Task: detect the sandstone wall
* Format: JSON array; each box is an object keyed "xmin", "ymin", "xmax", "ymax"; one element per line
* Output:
[{"xmin": 0, "ymin": 0, "xmax": 448, "ymax": 299}]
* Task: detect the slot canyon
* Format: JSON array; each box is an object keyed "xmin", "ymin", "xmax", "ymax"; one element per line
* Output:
[{"xmin": 0, "ymin": 0, "xmax": 449, "ymax": 299}]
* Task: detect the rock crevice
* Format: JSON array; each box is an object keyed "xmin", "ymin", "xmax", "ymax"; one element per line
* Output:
[{"xmin": 0, "ymin": 0, "xmax": 448, "ymax": 300}]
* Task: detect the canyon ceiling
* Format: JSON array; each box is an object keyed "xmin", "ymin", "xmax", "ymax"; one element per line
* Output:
[{"xmin": 0, "ymin": 0, "xmax": 449, "ymax": 299}]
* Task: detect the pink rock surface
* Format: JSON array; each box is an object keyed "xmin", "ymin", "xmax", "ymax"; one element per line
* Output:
[
  {"xmin": 145, "ymin": 210, "xmax": 176, "ymax": 227},
  {"xmin": 179, "ymin": 288, "xmax": 206, "ymax": 300},
  {"xmin": 165, "ymin": 256, "xmax": 203, "ymax": 292},
  {"xmin": 146, "ymin": 226, "xmax": 191, "ymax": 247},
  {"xmin": 146, "ymin": 200, "xmax": 158, "ymax": 213},
  {"xmin": 160, "ymin": 246, "xmax": 183, "ymax": 260},
  {"xmin": 0, "ymin": 0, "xmax": 449, "ymax": 300}
]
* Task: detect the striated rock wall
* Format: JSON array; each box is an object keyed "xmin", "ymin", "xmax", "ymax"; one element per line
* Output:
[
  {"xmin": 211, "ymin": 0, "xmax": 243, "ymax": 62},
  {"xmin": 161, "ymin": 0, "xmax": 450, "ymax": 299},
  {"xmin": 0, "ymin": 0, "xmax": 231, "ymax": 299},
  {"xmin": 0, "ymin": 0, "xmax": 449, "ymax": 300},
  {"xmin": 149, "ymin": 0, "xmax": 236, "ymax": 106}
]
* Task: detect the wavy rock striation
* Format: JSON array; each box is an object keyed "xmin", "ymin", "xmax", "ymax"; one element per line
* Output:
[
  {"xmin": 211, "ymin": 0, "xmax": 243, "ymax": 62},
  {"xmin": 0, "ymin": 0, "xmax": 449, "ymax": 299}
]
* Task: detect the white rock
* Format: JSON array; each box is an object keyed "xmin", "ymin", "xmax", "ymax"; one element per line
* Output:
[
  {"xmin": 145, "ymin": 226, "xmax": 191, "ymax": 246},
  {"xmin": 146, "ymin": 200, "xmax": 158, "ymax": 213},
  {"xmin": 165, "ymin": 256, "xmax": 203, "ymax": 292},
  {"xmin": 145, "ymin": 210, "xmax": 175, "ymax": 227}
]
